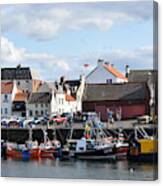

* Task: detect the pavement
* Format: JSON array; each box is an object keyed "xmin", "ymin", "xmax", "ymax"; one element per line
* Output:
[
  {"xmin": 32, "ymin": 119, "xmax": 137, "ymax": 130},
  {"xmin": 2, "ymin": 119, "xmax": 156, "ymax": 130}
]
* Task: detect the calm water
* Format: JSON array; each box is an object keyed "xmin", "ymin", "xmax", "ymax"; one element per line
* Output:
[{"xmin": 1, "ymin": 158, "xmax": 157, "ymax": 180}]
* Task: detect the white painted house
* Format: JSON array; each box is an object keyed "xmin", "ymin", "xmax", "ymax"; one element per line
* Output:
[
  {"xmin": 1, "ymin": 81, "xmax": 17, "ymax": 118},
  {"xmin": 86, "ymin": 59, "xmax": 128, "ymax": 84},
  {"xmin": 27, "ymin": 75, "xmax": 85, "ymax": 117},
  {"xmin": 62, "ymin": 75, "xmax": 85, "ymax": 113},
  {"xmin": 27, "ymin": 92, "xmax": 51, "ymax": 117},
  {"xmin": 36, "ymin": 81, "xmax": 66, "ymax": 115}
]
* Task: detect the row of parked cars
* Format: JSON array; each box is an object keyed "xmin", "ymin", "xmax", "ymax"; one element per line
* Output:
[
  {"xmin": 1, "ymin": 112, "xmax": 100, "ymax": 128},
  {"xmin": 1, "ymin": 113, "xmax": 70, "ymax": 128},
  {"xmin": 1, "ymin": 112, "xmax": 78, "ymax": 128}
]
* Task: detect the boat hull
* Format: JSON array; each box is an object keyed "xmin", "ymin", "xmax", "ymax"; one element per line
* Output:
[
  {"xmin": 7, "ymin": 149, "xmax": 23, "ymax": 158},
  {"xmin": 74, "ymin": 147, "xmax": 115, "ymax": 160},
  {"xmin": 7, "ymin": 149, "xmax": 30, "ymax": 159},
  {"xmin": 115, "ymin": 146, "xmax": 129, "ymax": 159},
  {"xmin": 30, "ymin": 148, "xmax": 41, "ymax": 159},
  {"xmin": 40, "ymin": 149, "xmax": 55, "ymax": 159}
]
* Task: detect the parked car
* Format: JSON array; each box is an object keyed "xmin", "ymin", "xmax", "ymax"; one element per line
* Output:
[
  {"xmin": 49, "ymin": 115, "xmax": 67, "ymax": 125},
  {"xmin": 82, "ymin": 112, "xmax": 98, "ymax": 122},
  {"xmin": 39, "ymin": 116, "xmax": 49, "ymax": 125},
  {"xmin": 137, "ymin": 115, "xmax": 152, "ymax": 124},
  {"xmin": 61, "ymin": 112, "xmax": 73, "ymax": 123}
]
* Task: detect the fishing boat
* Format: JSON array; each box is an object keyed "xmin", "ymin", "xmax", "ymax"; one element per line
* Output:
[
  {"xmin": 74, "ymin": 138, "xmax": 115, "ymax": 160},
  {"xmin": 5, "ymin": 129, "xmax": 61, "ymax": 160},
  {"xmin": 128, "ymin": 124, "xmax": 158, "ymax": 162},
  {"xmin": 39, "ymin": 130, "xmax": 61, "ymax": 159},
  {"xmin": 26, "ymin": 140, "xmax": 40, "ymax": 159},
  {"xmin": 39, "ymin": 140, "xmax": 61, "ymax": 159},
  {"xmin": 6, "ymin": 142, "xmax": 30, "ymax": 159},
  {"xmin": 112, "ymin": 129, "xmax": 129, "ymax": 158},
  {"xmin": 61, "ymin": 121, "xmax": 116, "ymax": 160}
]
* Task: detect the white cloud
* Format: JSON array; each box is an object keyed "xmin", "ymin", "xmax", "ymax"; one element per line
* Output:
[
  {"xmin": 1, "ymin": 2, "xmax": 152, "ymax": 41},
  {"xmin": 1, "ymin": 36, "xmax": 153, "ymax": 80},
  {"xmin": 1, "ymin": 36, "xmax": 70, "ymax": 80},
  {"xmin": 1, "ymin": 37, "xmax": 25, "ymax": 63}
]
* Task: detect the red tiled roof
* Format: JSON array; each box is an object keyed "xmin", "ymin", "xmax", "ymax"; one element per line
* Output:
[
  {"xmin": 14, "ymin": 92, "xmax": 28, "ymax": 101},
  {"xmin": 1, "ymin": 82, "xmax": 13, "ymax": 94},
  {"xmin": 65, "ymin": 94, "xmax": 76, "ymax": 102},
  {"xmin": 103, "ymin": 64, "xmax": 128, "ymax": 81}
]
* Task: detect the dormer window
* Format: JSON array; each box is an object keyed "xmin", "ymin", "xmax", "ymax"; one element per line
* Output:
[{"xmin": 72, "ymin": 86, "xmax": 76, "ymax": 93}]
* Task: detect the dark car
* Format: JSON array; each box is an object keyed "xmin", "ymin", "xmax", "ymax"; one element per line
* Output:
[{"xmin": 61, "ymin": 112, "xmax": 73, "ymax": 124}]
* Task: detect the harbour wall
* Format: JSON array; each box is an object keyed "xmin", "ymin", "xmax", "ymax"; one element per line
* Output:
[{"xmin": 1, "ymin": 127, "xmax": 156, "ymax": 145}]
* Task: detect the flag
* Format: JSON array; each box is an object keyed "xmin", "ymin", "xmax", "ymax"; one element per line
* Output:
[{"xmin": 83, "ymin": 64, "xmax": 90, "ymax": 68}]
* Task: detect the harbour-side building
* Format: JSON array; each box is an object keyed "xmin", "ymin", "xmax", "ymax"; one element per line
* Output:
[
  {"xmin": 86, "ymin": 59, "xmax": 128, "ymax": 84},
  {"xmin": 1, "ymin": 64, "xmax": 42, "ymax": 93},
  {"xmin": 82, "ymin": 83, "xmax": 150, "ymax": 121},
  {"xmin": 1, "ymin": 82, "xmax": 16, "ymax": 118}
]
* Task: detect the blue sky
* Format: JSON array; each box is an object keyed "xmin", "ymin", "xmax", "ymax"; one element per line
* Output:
[{"xmin": 1, "ymin": 1, "xmax": 154, "ymax": 81}]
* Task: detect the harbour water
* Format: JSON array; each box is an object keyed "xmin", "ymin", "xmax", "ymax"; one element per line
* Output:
[{"xmin": 1, "ymin": 158, "xmax": 157, "ymax": 180}]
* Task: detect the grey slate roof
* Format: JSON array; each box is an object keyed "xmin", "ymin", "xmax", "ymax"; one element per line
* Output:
[
  {"xmin": 38, "ymin": 82, "xmax": 57, "ymax": 93},
  {"xmin": 82, "ymin": 83, "xmax": 149, "ymax": 102},
  {"xmin": 128, "ymin": 70, "xmax": 158, "ymax": 83},
  {"xmin": 1, "ymin": 66, "xmax": 41, "ymax": 80},
  {"xmin": 1, "ymin": 67, "xmax": 32, "ymax": 80},
  {"xmin": 64, "ymin": 80, "xmax": 80, "ymax": 87},
  {"xmin": 28, "ymin": 92, "xmax": 51, "ymax": 104}
]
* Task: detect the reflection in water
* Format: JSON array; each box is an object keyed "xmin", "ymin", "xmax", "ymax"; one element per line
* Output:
[{"xmin": 1, "ymin": 158, "xmax": 156, "ymax": 180}]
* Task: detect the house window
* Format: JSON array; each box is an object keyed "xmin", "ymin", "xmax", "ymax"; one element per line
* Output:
[
  {"xmin": 35, "ymin": 110, "xmax": 39, "ymax": 116},
  {"xmin": 45, "ymin": 103, "xmax": 48, "ymax": 108},
  {"xmin": 1, "ymin": 109, "xmax": 3, "ymax": 114},
  {"xmin": 41, "ymin": 103, "xmax": 43, "ymax": 108},
  {"xmin": 72, "ymin": 87, "xmax": 76, "ymax": 93},
  {"xmin": 4, "ymin": 94, "xmax": 8, "ymax": 102},
  {"xmin": 29, "ymin": 110, "xmax": 33, "ymax": 116},
  {"xmin": 59, "ymin": 98, "xmax": 62, "ymax": 105},
  {"xmin": 26, "ymin": 80, "xmax": 29, "ymax": 83},
  {"xmin": 35, "ymin": 104, "xmax": 38, "ymax": 108},
  {"xmin": 5, "ymin": 108, "xmax": 8, "ymax": 114},
  {"xmin": 41, "ymin": 110, "xmax": 44, "ymax": 115},
  {"xmin": 106, "ymin": 79, "xmax": 112, "ymax": 84},
  {"xmin": 17, "ymin": 81, "xmax": 20, "ymax": 86}
]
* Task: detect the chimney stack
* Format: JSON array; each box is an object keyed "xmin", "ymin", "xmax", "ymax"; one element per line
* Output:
[
  {"xmin": 16, "ymin": 64, "xmax": 21, "ymax": 69},
  {"xmin": 97, "ymin": 59, "xmax": 104, "ymax": 66},
  {"xmin": 60, "ymin": 76, "xmax": 66, "ymax": 85},
  {"xmin": 125, "ymin": 65, "xmax": 130, "ymax": 78},
  {"xmin": 104, "ymin": 61, "xmax": 110, "ymax": 66}
]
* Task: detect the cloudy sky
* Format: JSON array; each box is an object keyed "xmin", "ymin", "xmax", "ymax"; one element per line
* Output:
[{"xmin": 1, "ymin": 1, "xmax": 154, "ymax": 81}]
